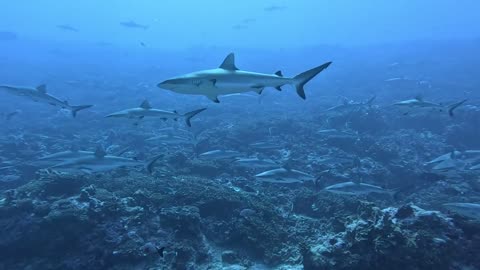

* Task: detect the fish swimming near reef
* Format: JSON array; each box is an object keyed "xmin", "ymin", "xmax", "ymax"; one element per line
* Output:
[
  {"xmin": 106, "ymin": 100, "xmax": 206, "ymax": 127},
  {"xmin": 46, "ymin": 147, "xmax": 161, "ymax": 174},
  {"xmin": 443, "ymin": 203, "xmax": 480, "ymax": 220},
  {"xmin": 0, "ymin": 84, "xmax": 92, "ymax": 117},
  {"xmin": 157, "ymin": 53, "xmax": 332, "ymax": 102},
  {"xmin": 323, "ymin": 181, "xmax": 394, "ymax": 196},
  {"xmin": 255, "ymin": 168, "xmax": 315, "ymax": 184},
  {"xmin": 394, "ymin": 96, "xmax": 467, "ymax": 117}
]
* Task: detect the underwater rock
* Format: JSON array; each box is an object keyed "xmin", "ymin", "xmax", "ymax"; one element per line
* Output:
[
  {"xmin": 302, "ymin": 203, "xmax": 466, "ymax": 270},
  {"xmin": 222, "ymin": 250, "xmax": 241, "ymax": 265}
]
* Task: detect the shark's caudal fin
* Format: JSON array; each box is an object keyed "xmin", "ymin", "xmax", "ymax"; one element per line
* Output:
[
  {"xmin": 146, "ymin": 154, "xmax": 163, "ymax": 174},
  {"xmin": 448, "ymin": 99, "xmax": 467, "ymax": 117},
  {"xmin": 293, "ymin": 62, "xmax": 332, "ymax": 99},
  {"xmin": 183, "ymin": 108, "xmax": 207, "ymax": 127},
  {"xmin": 71, "ymin": 105, "xmax": 93, "ymax": 118}
]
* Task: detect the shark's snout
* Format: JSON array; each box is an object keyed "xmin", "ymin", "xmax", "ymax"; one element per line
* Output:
[{"xmin": 158, "ymin": 78, "xmax": 182, "ymax": 90}]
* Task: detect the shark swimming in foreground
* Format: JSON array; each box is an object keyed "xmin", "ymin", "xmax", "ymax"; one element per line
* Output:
[
  {"xmin": 0, "ymin": 84, "xmax": 93, "ymax": 117},
  {"xmin": 106, "ymin": 100, "xmax": 206, "ymax": 127},
  {"xmin": 157, "ymin": 53, "xmax": 332, "ymax": 103}
]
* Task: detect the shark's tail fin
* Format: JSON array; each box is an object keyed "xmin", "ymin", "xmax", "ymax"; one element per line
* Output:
[
  {"xmin": 183, "ymin": 108, "xmax": 207, "ymax": 127},
  {"xmin": 293, "ymin": 62, "xmax": 332, "ymax": 99},
  {"xmin": 448, "ymin": 99, "xmax": 467, "ymax": 117},
  {"xmin": 145, "ymin": 154, "xmax": 163, "ymax": 174},
  {"xmin": 71, "ymin": 105, "xmax": 93, "ymax": 118}
]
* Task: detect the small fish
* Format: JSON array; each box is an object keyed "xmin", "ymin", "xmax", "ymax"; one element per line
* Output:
[
  {"xmin": 57, "ymin": 24, "xmax": 79, "ymax": 32},
  {"xmin": 157, "ymin": 53, "xmax": 331, "ymax": 102},
  {"xmin": 255, "ymin": 168, "xmax": 314, "ymax": 184},
  {"xmin": 120, "ymin": 21, "xmax": 149, "ymax": 30},
  {"xmin": 0, "ymin": 31, "xmax": 18, "ymax": 41},
  {"xmin": 443, "ymin": 203, "xmax": 480, "ymax": 220},
  {"xmin": 199, "ymin": 150, "xmax": 242, "ymax": 160},
  {"xmin": 323, "ymin": 181, "xmax": 393, "ymax": 196},
  {"xmin": 264, "ymin": 5, "xmax": 287, "ymax": 12},
  {"xmin": 106, "ymin": 100, "xmax": 206, "ymax": 127},
  {"xmin": 0, "ymin": 84, "xmax": 92, "ymax": 117}
]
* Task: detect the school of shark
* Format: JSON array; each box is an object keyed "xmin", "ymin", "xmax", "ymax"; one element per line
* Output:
[{"xmin": 1, "ymin": 4, "xmax": 480, "ymax": 270}]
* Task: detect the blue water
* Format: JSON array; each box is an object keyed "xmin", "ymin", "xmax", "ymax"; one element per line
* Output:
[{"xmin": 1, "ymin": 1, "xmax": 480, "ymax": 270}]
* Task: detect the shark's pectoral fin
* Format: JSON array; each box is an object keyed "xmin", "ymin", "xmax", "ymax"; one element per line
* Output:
[
  {"xmin": 251, "ymin": 85, "xmax": 265, "ymax": 94},
  {"xmin": 206, "ymin": 94, "xmax": 220, "ymax": 103},
  {"xmin": 275, "ymin": 86, "xmax": 282, "ymax": 91}
]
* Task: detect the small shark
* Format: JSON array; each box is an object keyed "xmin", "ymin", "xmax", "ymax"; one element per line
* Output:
[
  {"xmin": 47, "ymin": 147, "xmax": 161, "ymax": 174},
  {"xmin": 233, "ymin": 157, "xmax": 278, "ymax": 169},
  {"xmin": 146, "ymin": 134, "xmax": 195, "ymax": 145},
  {"xmin": 324, "ymin": 96, "xmax": 376, "ymax": 114},
  {"xmin": 158, "ymin": 53, "xmax": 332, "ymax": 102},
  {"xmin": 106, "ymin": 100, "xmax": 206, "ymax": 127},
  {"xmin": 0, "ymin": 84, "xmax": 92, "ymax": 117},
  {"xmin": 443, "ymin": 203, "xmax": 480, "ymax": 220},
  {"xmin": 316, "ymin": 129, "xmax": 357, "ymax": 138},
  {"xmin": 120, "ymin": 21, "xmax": 149, "ymax": 30},
  {"xmin": 57, "ymin": 24, "xmax": 79, "ymax": 32},
  {"xmin": 394, "ymin": 96, "xmax": 467, "ymax": 117},
  {"xmin": 249, "ymin": 141, "xmax": 283, "ymax": 150},
  {"xmin": 323, "ymin": 181, "xmax": 393, "ymax": 196},
  {"xmin": 198, "ymin": 150, "xmax": 242, "ymax": 160},
  {"xmin": 32, "ymin": 147, "xmax": 131, "ymax": 167},
  {"xmin": 255, "ymin": 168, "xmax": 314, "ymax": 184}
]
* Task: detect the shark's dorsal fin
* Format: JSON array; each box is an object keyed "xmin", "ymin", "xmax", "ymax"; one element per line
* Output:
[
  {"xmin": 36, "ymin": 84, "xmax": 47, "ymax": 93},
  {"xmin": 140, "ymin": 100, "xmax": 152, "ymax": 109},
  {"xmin": 275, "ymin": 70, "xmax": 283, "ymax": 77},
  {"xmin": 414, "ymin": 95, "xmax": 423, "ymax": 101},
  {"xmin": 95, "ymin": 146, "xmax": 107, "ymax": 158},
  {"xmin": 219, "ymin": 53, "xmax": 238, "ymax": 71}
]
